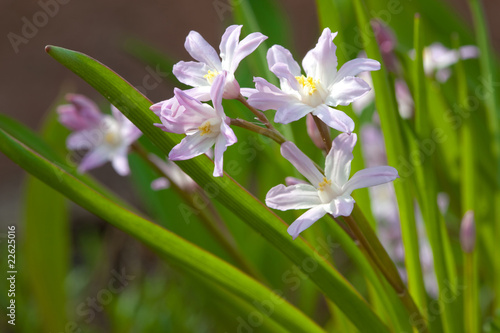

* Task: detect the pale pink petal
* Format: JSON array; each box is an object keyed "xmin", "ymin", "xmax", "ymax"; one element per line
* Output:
[
  {"xmin": 326, "ymin": 196, "xmax": 355, "ymax": 217},
  {"xmin": 267, "ymin": 45, "xmax": 301, "ymax": 76},
  {"xmin": 248, "ymin": 77, "xmax": 294, "ymax": 111},
  {"xmin": 223, "ymin": 75, "xmax": 241, "ymax": 99},
  {"xmin": 270, "ymin": 63, "xmax": 300, "ymax": 91},
  {"xmin": 280, "ymin": 141, "xmax": 323, "ymax": 185},
  {"xmin": 210, "ymin": 72, "xmax": 227, "ymax": 118},
  {"xmin": 287, "ymin": 205, "xmax": 327, "ymax": 240},
  {"xmin": 342, "ymin": 166, "xmax": 399, "ymax": 195},
  {"xmin": 312, "ymin": 104, "xmax": 354, "ymax": 133},
  {"xmin": 220, "ymin": 121, "xmax": 237, "ymax": 146},
  {"xmin": 302, "ymin": 28, "xmax": 339, "ymax": 87},
  {"xmin": 213, "ymin": 135, "xmax": 228, "ymax": 177},
  {"xmin": 111, "ymin": 106, "xmax": 142, "ymax": 144},
  {"xmin": 326, "ymin": 76, "xmax": 371, "ymax": 107},
  {"xmin": 58, "ymin": 94, "xmax": 102, "ymax": 131},
  {"xmin": 169, "ymin": 133, "xmax": 216, "ymax": 161},
  {"xmin": 285, "ymin": 177, "xmax": 308, "ymax": 186},
  {"xmin": 240, "ymin": 87, "xmax": 257, "ymax": 98},
  {"xmin": 219, "ymin": 25, "xmax": 242, "ymax": 70},
  {"xmin": 182, "ymin": 86, "xmax": 212, "ymax": 102},
  {"xmin": 111, "ymin": 148, "xmax": 130, "ymax": 176},
  {"xmin": 184, "ymin": 30, "xmax": 222, "ymax": 70},
  {"xmin": 266, "ymin": 184, "xmax": 321, "ymax": 210},
  {"xmin": 173, "ymin": 61, "xmax": 211, "ymax": 87},
  {"xmin": 150, "ymin": 101, "xmax": 164, "ymax": 116},
  {"xmin": 151, "ymin": 177, "xmax": 170, "ymax": 190},
  {"xmin": 66, "ymin": 130, "xmax": 96, "ymax": 151},
  {"xmin": 230, "ymin": 32, "xmax": 268, "ymax": 73},
  {"xmin": 275, "ymin": 102, "xmax": 314, "ymax": 124},
  {"xmin": 78, "ymin": 145, "xmax": 112, "ymax": 173},
  {"xmin": 459, "ymin": 45, "xmax": 479, "ymax": 60},
  {"xmin": 333, "ymin": 58, "xmax": 380, "ymax": 85},
  {"xmin": 325, "ymin": 133, "xmax": 357, "ymax": 187}
]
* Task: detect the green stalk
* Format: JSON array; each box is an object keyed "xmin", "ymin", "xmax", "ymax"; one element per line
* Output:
[
  {"xmin": 132, "ymin": 143, "xmax": 262, "ymax": 280},
  {"xmin": 352, "ymin": 0, "xmax": 428, "ymax": 315},
  {"xmin": 412, "ymin": 14, "xmax": 462, "ymax": 333},
  {"xmin": 454, "ymin": 34, "xmax": 479, "ymax": 333},
  {"xmin": 0, "ymin": 128, "xmax": 325, "ymax": 333},
  {"xmin": 467, "ymin": 0, "xmax": 500, "ymax": 308}
]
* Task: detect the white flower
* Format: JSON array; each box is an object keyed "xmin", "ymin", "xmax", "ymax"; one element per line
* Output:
[
  {"xmin": 266, "ymin": 133, "xmax": 398, "ymax": 239},
  {"xmin": 248, "ymin": 28, "xmax": 380, "ymax": 133}
]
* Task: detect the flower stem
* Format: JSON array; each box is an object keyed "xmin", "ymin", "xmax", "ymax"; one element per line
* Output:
[
  {"xmin": 131, "ymin": 143, "xmax": 261, "ymax": 280},
  {"xmin": 345, "ymin": 205, "xmax": 429, "ymax": 333},
  {"xmin": 230, "ymin": 118, "xmax": 286, "ymax": 144},
  {"xmin": 312, "ymin": 115, "xmax": 332, "ymax": 152}
]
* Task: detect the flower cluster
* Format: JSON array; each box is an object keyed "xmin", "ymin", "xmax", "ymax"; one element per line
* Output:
[{"xmin": 149, "ymin": 25, "xmax": 398, "ymax": 239}]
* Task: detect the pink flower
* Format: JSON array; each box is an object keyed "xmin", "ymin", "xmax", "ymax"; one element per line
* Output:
[
  {"xmin": 57, "ymin": 94, "xmax": 142, "ymax": 176},
  {"xmin": 172, "ymin": 25, "xmax": 267, "ymax": 101},
  {"xmin": 155, "ymin": 73, "xmax": 237, "ymax": 177},
  {"xmin": 248, "ymin": 28, "xmax": 380, "ymax": 133},
  {"xmin": 266, "ymin": 133, "xmax": 398, "ymax": 239}
]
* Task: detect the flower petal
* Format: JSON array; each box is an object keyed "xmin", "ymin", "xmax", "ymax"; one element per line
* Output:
[
  {"xmin": 58, "ymin": 94, "xmax": 102, "ymax": 131},
  {"xmin": 326, "ymin": 76, "xmax": 372, "ymax": 107},
  {"xmin": 247, "ymin": 77, "xmax": 294, "ymax": 111},
  {"xmin": 66, "ymin": 130, "xmax": 97, "ymax": 151},
  {"xmin": 78, "ymin": 145, "xmax": 112, "ymax": 173},
  {"xmin": 151, "ymin": 177, "xmax": 170, "ymax": 191},
  {"xmin": 266, "ymin": 184, "xmax": 321, "ymax": 210},
  {"xmin": 210, "ymin": 72, "xmax": 227, "ymax": 118},
  {"xmin": 231, "ymin": 31, "xmax": 267, "ymax": 73},
  {"xmin": 459, "ymin": 45, "xmax": 479, "ymax": 60},
  {"xmin": 312, "ymin": 104, "xmax": 354, "ymax": 133},
  {"xmin": 325, "ymin": 132, "xmax": 357, "ymax": 187},
  {"xmin": 219, "ymin": 25, "xmax": 242, "ymax": 71},
  {"xmin": 173, "ymin": 61, "xmax": 211, "ymax": 87},
  {"xmin": 280, "ymin": 141, "xmax": 324, "ymax": 185},
  {"xmin": 333, "ymin": 58, "xmax": 380, "ymax": 85},
  {"xmin": 168, "ymin": 133, "xmax": 216, "ymax": 161},
  {"xmin": 302, "ymin": 28, "xmax": 339, "ymax": 87},
  {"xmin": 275, "ymin": 102, "xmax": 314, "ymax": 124},
  {"xmin": 285, "ymin": 177, "xmax": 308, "ymax": 186},
  {"xmin": 267, "ymin": 45, "xmax": 301, "ymax": 76},
  {"xmin": 342, "ymin": 166, "xmax": 399, "ymax": 195},
  {"xmin": 213, "ymin": 134, "xmax": 228, "ymax": 177},
  {"xmin": 184, "ymin": 30, "xmax": 222, "ymax": 70},
  {"xmin": 326, "ymin": 196, "xmax": 355, "ymax": 217},
  {"xmin": 111, "ymin": 147, "xmax": 130, "ymax": 176},
  {"xmin": 270, "ymin": 63, "xmax": 300, "ymax": 91},
  {"xmin": 287, "ymin": 205, "xmax": 327, "ymax": 240}
]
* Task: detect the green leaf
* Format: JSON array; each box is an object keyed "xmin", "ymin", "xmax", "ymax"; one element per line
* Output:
[
  {"xmin": 45, "ymin": 45, "xmax": 389, "ymax": 332},
  {"xmin": 23, "ymin": 108, "xmax": 69, "ymax": 332},
  {"xmin": 0, "ymin": 127, "xmax": 325, "ymax": 333}
]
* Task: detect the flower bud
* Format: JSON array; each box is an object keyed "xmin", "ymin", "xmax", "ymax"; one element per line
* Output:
[
  {"xmin": 306, "ymin": 113, "xmax": 325, "ymax": 150},
  {"xmin": 460, "ymin": 211, "xmax": 475, "ymax": 253}
]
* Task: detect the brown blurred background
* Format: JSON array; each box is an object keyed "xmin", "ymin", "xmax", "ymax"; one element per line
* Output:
[{"xmin": 1, "ymin": 0, "xmax": 499, "ymax": 223}]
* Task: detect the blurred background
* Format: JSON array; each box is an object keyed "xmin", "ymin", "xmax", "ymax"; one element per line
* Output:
[{"xmin": 1, "ymin": 0, "xmax": 500, "ymax": 332}]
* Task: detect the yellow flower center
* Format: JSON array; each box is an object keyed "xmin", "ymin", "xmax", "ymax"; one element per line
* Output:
[
  {"xmin": 105, "ymin": 132, "xmax": 120, "ymax": 146},
  {"xmin": 204, "ymin": 70, "xmax": 219, "ymax": 84},
  {"xmin": 296, "ymin": 75, "xmax": 319, "ymax": 95},
  {"xmin": 198, "ymin": 121, "xmax": 212, "ymax": 136},
  {"xmin": 318, "ymin": 177, "xmax": 331, "ymax": 191}
]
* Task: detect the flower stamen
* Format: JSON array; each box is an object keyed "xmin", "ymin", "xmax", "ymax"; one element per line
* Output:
[
  {"xmin": 198, "ymin": 121, "xmax": 212, "ymax": 136},
  {"xmin": 318, "ymin": 177, "xmax": 331, "ymax": 191},
  {"xmin": 296, "ymin": 75, "xmax": 319, "ymax": 95},
  {"xmin": 204, "ymin": 70, "xmax": 220, "ymax": 84}
]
